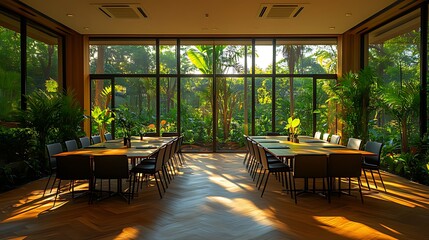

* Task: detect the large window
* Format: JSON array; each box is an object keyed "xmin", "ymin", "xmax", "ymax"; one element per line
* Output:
[
  {"xmin": 0, "ymin": 12, "xmax": 20, "ymax": 121},
  {"xmin": 367, "ymin": 10, "xmax": 421, "ymax": 148},
  {"xmin": 90, "ymin": 38, "xmax": 337, "ymax": 152},
  {"xmin": 0, "ymin": 10, "xmax": 63, "ymax": 121}
]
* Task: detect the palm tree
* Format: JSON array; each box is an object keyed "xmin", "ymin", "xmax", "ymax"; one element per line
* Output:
[
  {"xmin": 380, "ymin": 80, "xmax": 419, "ymax": 152},
  {"xmin": 187, "ymin": 45, "xmax": 244, "ymax": 140}
]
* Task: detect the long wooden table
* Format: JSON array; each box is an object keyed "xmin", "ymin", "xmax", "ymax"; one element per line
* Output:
[
  {"xmin": 54, "ymin": 136, "xmax": 176, "ymax": 160},
  {"xmin": 249, "ymin": 135, "xmax": 376, "ymax": 157}
]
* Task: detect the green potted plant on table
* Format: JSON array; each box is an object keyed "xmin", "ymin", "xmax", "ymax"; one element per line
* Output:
[
  {"xmin": 115, "ymin": 106, "xmax": 137, "ymax": 148},
  {"xmin": 285, "ymin": 116, "xmax": 300, "ymax": 143}
]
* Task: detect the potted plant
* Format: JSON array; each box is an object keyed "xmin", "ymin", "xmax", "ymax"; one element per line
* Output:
[
  {"xmin": 115, "ymin": 106, "xmax": 137, "ymax": 147},
  {"xmin": 285, "ymin": 116, "xmax": 300, "ymax": 143}
]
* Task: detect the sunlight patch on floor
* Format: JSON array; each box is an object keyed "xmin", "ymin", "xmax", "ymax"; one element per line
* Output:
[{"xmin": 313, "ymin": 216, "xmax": 399, "ymax": 240}]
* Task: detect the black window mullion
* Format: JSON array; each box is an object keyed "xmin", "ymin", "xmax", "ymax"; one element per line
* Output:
[
  {"xmin": 251, "ymin": 39, "xmax": 256, "ymax": 136},
  {"xmin": 272, "ymin": 39, "xmax": 276, "ymax": 133},
  {"xmin": 212, "ymin": 44, "xmax": 217, "ymax": 152},
  {"xmin": 177, "ymin": 39, "xmax": 181, "ymax": 136},
  {"xmin": 156, "ymin": 39, "xmax": 160, "ymax": 136},
  {"xmin": 20, "ymin": 17, "xmax": 27, "ymax": 110}
]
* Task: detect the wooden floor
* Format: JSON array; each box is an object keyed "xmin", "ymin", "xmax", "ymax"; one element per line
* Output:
[{"xmin": 1, "ymin": 153, "xmax": 429, "ymax": 239}]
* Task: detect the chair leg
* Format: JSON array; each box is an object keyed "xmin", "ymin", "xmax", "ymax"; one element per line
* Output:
[
  {"xmin": 258, "ymin": 170, "xmax": 266, "ymax": 190},
  {"xmin": 370, "ymin": 170, "xmax": 378, "ymax": 189},
  {"xmin": 53, "ymin": 179, "xmax": 62, "ymax": 207},
  {"xmin": 357, "ymin": 177, "xmax": 364, "ymax": 204},
  {"xmin": 154, "ymin": 173, "xmax": 163, "ymax": 199},
  {"xmin": 378, "ymin": 169, "xmax": 387, "ymax": 192},
  {"xmin": 261, "ymin": 171, "xmax": 270, "ymax": 198},
  {"xmin": 363, "ymin": 169, "xmax": 371, "ymax": 190},
  {"xmin": 43, "ymin": 174, "xmax": 53, "ymax": 197}
]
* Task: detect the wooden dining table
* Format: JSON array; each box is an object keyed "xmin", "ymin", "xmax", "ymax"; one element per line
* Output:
[
  {"xmin": 54, "ymin": 136, "xmax": 176, "ymax": 161},
  {"xmin": 249, "ymin": 135, "xmax": 376, "ymax": 158}
]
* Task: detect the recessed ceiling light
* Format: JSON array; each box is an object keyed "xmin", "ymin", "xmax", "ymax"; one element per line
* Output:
[
  {"xmin": 345, "ymin": 13, "xmax": 352, "ymax": 17},
  {"xmin": 66, "ymin": 13, "xmax": 74, "ymax": 17},
  {"xmin": 84, "ymin": 27, "xmax": 90, "ymax": 30},
  {"xmin": 329, "ymin": 27, "xmax": 335, "ymax": 30}
]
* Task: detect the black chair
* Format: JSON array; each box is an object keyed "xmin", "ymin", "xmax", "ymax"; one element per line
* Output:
[
  {"xmin": 346, "ymin": 138, "xmax": 362, "ymax": 150},
  {"xmin": 65, "ymin": 139, "xmax": 78, "ymax": 151},
  {"xmin": 104, "ymin": 133, "xmax": 113, "ymax": 141},
  {"xmin": 292, "ymin": 154, "xmax": 328, "ymax": 204},
  {"xmin": 93, "ymin": 155, "xmax": 131, "ymax": 203},
  {"xmin": 257, "ymin": 144, "xmax": 291, "ymax": 198},
  {"xmin": 91, "ymin": 135, "xmax": 101, "ymax": 144},
  {"xmin": 53, "ymin": 155, "xmax": 92, "ymax": 206},
  {"xmin": 79, "ymin": 136, "xmax": 91, "ymax": 148},
  {"xmin": 131, "ymin": 146, "xmax": 167, "ymax": 199},
  {"xmin": 362, "ymin": 141, "xmax": 385, "ymax": 192},
  {"xmin": 43, "ymin": 143, "xmax": 63, "ymax": 196},
  {"xmin": 328, "ymin": 153, "xmax": 364, "ymax": 203},
  {"xmin": 330, "ymin": 134, "xmax": 341, "ymax": 144}
]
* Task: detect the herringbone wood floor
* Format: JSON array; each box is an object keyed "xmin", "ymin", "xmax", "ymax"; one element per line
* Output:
[{"xmin": 1, "ymin": 153, "xmax": 428, "ymax": 239}]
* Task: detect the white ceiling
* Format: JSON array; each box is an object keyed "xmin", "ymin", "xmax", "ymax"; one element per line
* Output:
[{"xmin": 19, "ymin": 0, "xmax": 397, "ymax": 35}]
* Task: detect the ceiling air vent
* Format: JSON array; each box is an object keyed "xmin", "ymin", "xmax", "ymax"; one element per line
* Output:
[
  {"xmin": 258, "ymin": 4, "xmax": 304, "ymax": 18},
  {"xmin": 98, "ymin": 4, "xmax": 147, "ymax": 19}
]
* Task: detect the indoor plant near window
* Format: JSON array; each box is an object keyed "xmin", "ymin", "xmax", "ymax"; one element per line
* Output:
[{"xmin": 285, "ymin": 116, "xmax": 300, "ymax": 143}]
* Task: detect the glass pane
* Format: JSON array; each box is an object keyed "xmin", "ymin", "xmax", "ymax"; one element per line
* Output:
[
  {"xmin": 315, "ymin": 79, "xmax": 336, "ymax": 134},
  {"xmin": 115, "ymin": 77, "xmax": 157, "ymax": 137},
  {"xmin": 90, "ymin": 79, "xmax": 113, "ymax": 137},
  {"xmin": 89, "ymin": 42, "xmax": 156, "ymax": 74},
  {"xmin": 0, "ymin": 12, "xmax": 20, "ymax": 121},
  {"xmin": 26, "ymin": 25, "xmax": 60, "ymax": 93},
  {"xmin": 255, "ymin": 41, "xmax": 272, "ymax": 74},
  {"xmin": 275, "ymin": 78, "xmax": 291, "ymax": 134},
  {"xmin": 216, "ymin": 77, "xmax": 248, "ymax": 151},
  {"xmin": 160, "ymin": 41, "xmax": 177, "ymax": 74},
  {"xmin": 368, "ymin": 10, "xmax": 420, "ymax": 146},
  {"xmin": 180, "ymin": 43, "xmax": 213, "ymax": 74},
  {"xmin": 181, "ymin": 77, "xmax": 213, "ymax": 152},
  {"xmin": 293, "ymin": 78, "xmax": 313, "ymax": 136},
  {"xmin": 215, "ymin": 44, "xmax": 248, "ymax": 74},
  {"xmin": 255, "ymin": 77, "xmax": 272, "ymax": 135},
  {"xmin": 276, "ymin": 38, "xmax": 337, "ymax": 74},
  {"xmin": 160, "ymin": 77, "xmax": 177, "ymax": 134}
]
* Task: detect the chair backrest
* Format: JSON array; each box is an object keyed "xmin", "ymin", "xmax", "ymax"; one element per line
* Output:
[
  {"xmin": 330, "ymin": 134, "xmax": 341, "ymax": 144},
  {"xmin": 364, "ymin": 141, "xmax": 383, "ymax": 165},
  {"xmin": 314, "ymin": 131, "xmax": 322, "ymax": 139},
  {"xmin": 46, "ymin": 143, "xmax": 63, "ymax": 170},
  {"xmin": 322, "ymin": 133, "xmax": 330, "ymax": 141},
  {"xmin": 56, "ymin": 155, "xmax": 92, "ymax": 180},
  {"xmin": 161, "ymin": 132, "xmax": 179, "ymax": 137},
  {"xmin": 93, "ymin": 155, "xmax": 129, "ymax": 179},
  {"xmin": 79, "ymin": 136, "xmax": 91, "ymax": 148},
  {"xmin": 177, "ymin": 135, "xmax": 184, "ymax": 153},
  {"xmin": 347, "ymin": 138, "xmax": 362, "ymax": 150},
  {"xmin": 91, "ymin": 135, "xmax": 101, "ymax": 144},
  {"xmin": 293, "ymin": 154, "xmax": 327, "ymax": 178},
  {"xmin": 328, "ymin": 154, "xmax": 362, "ymax": 178},
  {"xmin": 104, "ymin": 133, "xmax": 113, "ymax": 141},
  {"xmin": 65, "ymin": 139, "xmax": 78, "ymax": 151},
  {"xmin": 155, "ymin": 146, "xmax": 167, "ymax": 171},
  {"xmin": 257, "ymin": 144, "xmax": 270, "ymax": 170}
]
